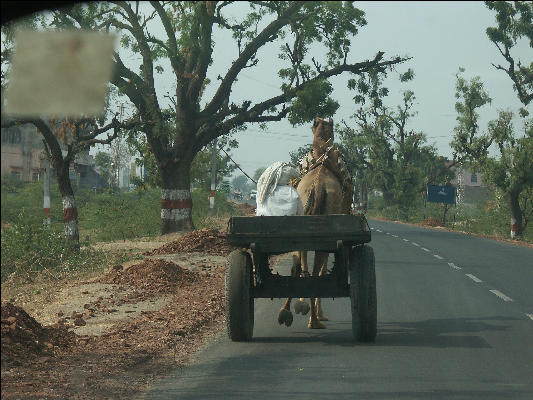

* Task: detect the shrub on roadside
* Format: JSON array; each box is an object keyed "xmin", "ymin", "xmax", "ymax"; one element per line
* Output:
[{"xmin": 1, "ymin": 211, "xmax": 108, "ymax": 282}]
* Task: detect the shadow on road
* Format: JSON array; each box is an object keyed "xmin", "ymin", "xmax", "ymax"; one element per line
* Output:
[
  {"xmin": 252, "ymin": 316, "xmax": 516, "ymax": 349},
  {"xmin": 376, "ymin": 316, "xmax": 516, "ymax": 349}
]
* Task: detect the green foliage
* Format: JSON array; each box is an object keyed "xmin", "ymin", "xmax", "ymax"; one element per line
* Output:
[
  {"xmin": 366, "ymin": 189, "xmax": 533, "ymax": 243},
  {"xmin": 76, "ymin": 187, "xmax": 161, "ymax": 242},
  {"xmin": 231, "ymin": 175, "xmax": 255, "ymax": 195},
  {"xmin": 36, "ymin": 1, "xmax": 409, "ymax": 232},
  {"xmin": 287, "ymin": 79, "xmax": 339, "ymax": 125},
  {"xmin": 191, "ymin": 187, "xmax": 238, "ymax": 228},
  {"xmin": 94, "ymin": 151, "xmax": 112, "ymax": 186},
  {"xmin": 485, "ymin": 1, "xmax": 533, "ymax": 106},
  {"xmin": 451, "ymin": 69, "xmax": 493, "ymax": 164},
  {"xmin": 1, "ymin": 210, "xmax": 108, "ymax": 282},
  {"xmin": 342, "ymin": 67, "xmax": 453, "ymax": 215},
  {"xmin": 190, "ymin": 141, "xmax": 237, "ymax": 191},
  {"xmin": 450, "ymin": 70, "xmax": 533, "ymax": 238},
  {"xmin": 1, "ymin": 181, "xmax": 64, "ymax": 225},
  {"xmin": 289, "ymin": 144, "xmax": 313, "ymax": 165},
  {"xmin": 1, "ymin": 180, "xmax": 241, "ymax": 245},
  {"xmin": 253, "ymin": 167, "xmax": 267, "ymax": 182}
]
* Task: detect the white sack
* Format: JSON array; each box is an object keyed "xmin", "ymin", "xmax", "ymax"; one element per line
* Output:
[
  {"xmin": 256, "ymin": 185, "xmax": 303, "ymax": 216},
  {"xmin": 256, "ymin": 161, "xmax": 300, "ymax": 205}
]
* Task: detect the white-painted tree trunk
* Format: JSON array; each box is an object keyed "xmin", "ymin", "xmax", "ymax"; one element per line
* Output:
[
  {"xmin": 43, "ymin": 157, "xmax": 51, "ymax": 226},
  {"xmin": 510, "ymin": 217, "xmax": 517, "ymax": 239},
  {"xmin": 62, "ymin": 195, "xmax": 79, "ymax": 243},
  {"xmin": 160, "ymin": 189, "xmax": 193, "ymax": 232}
]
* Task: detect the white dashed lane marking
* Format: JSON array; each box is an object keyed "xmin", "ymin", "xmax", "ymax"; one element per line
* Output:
[
  {"xmin": 392, "ymin": 234, "xmax": 398, "ymax": 238},
  {"xmin": 412, "ymin": 242, "xmax": 420, "ymax": 247},
  {"xmin": 465, "ymin": 274, "xmax": 482, "ymax": 283},
  {"xmin": 386, "ymin": 232, "xmax": 390, "ymax": 235},
  {"xmin": 421, "ymin": 247, "xmax": 430, "ymax": 252},
  {"xmin": 490, "ymin": 290, "xmax": 513, "ymax": 302},
  {"xmin": 526, "ymin": 314, "xmax": 533, "ymax": 321},
  {"xmin": 433, "ymin": 254, "xmax": 443, "ymax": 260},
  {"xmin": 448, "ymin": 262, "xmax": 461, "ymax": 270},
  {"xmin": 403, "ymin": 239, "xmax": 409, "ymax": 242},
  {"xmin": 376, "ymin": 229, "xmax": 382, "ymax": 233}
]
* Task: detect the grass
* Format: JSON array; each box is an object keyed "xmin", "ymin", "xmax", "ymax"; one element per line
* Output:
[{"xmin": 1, "ymin": 180, "xmax": 242, "ymax": 283}]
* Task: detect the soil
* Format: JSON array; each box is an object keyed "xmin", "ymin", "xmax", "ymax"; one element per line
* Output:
[
  {"xmin": 233, "ymin": 201, "xmax": 256, "ymax": 216},
  {"xmin": 144, "ymin": 228, "xmax": 238, "ymax": 257},
  {"xmin": 419, "ymin": 217, "xmax": 444, "ymax": 227},
  {"xmin": 0, "ymin": 228, "xmax": 231, "ymax": 400}
]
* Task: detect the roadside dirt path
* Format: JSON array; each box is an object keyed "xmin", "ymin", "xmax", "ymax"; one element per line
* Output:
[{"xmin": 1, "ymin": 226, "xmax": 245, "ymax": 400}]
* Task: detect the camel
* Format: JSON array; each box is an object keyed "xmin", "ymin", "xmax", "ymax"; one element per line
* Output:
[{"xmin": 277, "ymin": 117, "xmax": 353, "ymax": 329}]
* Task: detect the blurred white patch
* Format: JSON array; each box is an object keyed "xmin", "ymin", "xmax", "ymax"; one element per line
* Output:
[{"xmin": 5, "ymin": 30, "xmax": 115, "ymax": 117}]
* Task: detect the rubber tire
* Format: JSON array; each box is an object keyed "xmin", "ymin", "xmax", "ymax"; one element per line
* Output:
[
  {"xmin": 349, "ymin": 245, "xmax": 377, "ymax": 342},
  {"xmin": 225, "ymin": 250, "xmax": 254, "ymax": 341}
]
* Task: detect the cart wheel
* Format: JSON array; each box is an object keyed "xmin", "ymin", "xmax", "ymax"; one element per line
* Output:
[
  {"xmin": 225, "ymin": 250, "xmax": 254, "ymax": 341},
  {"xmin": 349, "ymin": 245, "xmax": 377, "ymax": 342}
]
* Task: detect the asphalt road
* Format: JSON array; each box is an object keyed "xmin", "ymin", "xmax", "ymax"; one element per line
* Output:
[{"xmin": 147, "ymin": 219, "xmax": 533, "ymax": 399}]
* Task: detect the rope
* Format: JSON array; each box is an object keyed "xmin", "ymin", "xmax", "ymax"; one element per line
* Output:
[{"xmin": 218, "ymin": 145, "xmax": 257, "ymax": 184}]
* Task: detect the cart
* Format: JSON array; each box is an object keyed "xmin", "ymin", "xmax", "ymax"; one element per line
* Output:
[{"xmin": 225, "ymin": 214, "xmax": 376, "ymax": 342}]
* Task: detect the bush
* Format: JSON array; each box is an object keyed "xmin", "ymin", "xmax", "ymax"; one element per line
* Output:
[
  {"xmin": 1, "ymin": 181, "xmax": 241, "ymax": 245},
  {"xmin": 1, "ymin": 210, "xmax": 108, "ymax": 282},
  {"xmin": 366, "ymin": 189, "xmax": 532, "ymax": 242},
  {"xmin": 78, "ymin": 187, "xmax": 161, "ymax": 242}
]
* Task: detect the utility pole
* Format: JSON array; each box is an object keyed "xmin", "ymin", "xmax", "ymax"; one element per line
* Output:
[
  {"xmin": 209, "ymin": 138, "xmax": 217, "ymax": 215},
  {"xmin": 43, "ymin": 150, "xmax": 51, "ymax": 226}
]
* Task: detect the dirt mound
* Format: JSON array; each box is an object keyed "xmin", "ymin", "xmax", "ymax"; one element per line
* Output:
[
  {"xmin": 96, "ymin": 259, "xmax": 201, "ymax": 294},
  {"xmin": 1, "ymin": 302, "xmax": 75, "ymax": 368},
  {"xmin": 420, "ymin": 217, "xmax": 444, "ymax": 227},
  {"xmin": 145, "ymin": 228, "xmax": 236, "ymax": 256}
]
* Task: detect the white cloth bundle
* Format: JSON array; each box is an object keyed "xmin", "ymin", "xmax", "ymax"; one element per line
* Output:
[
  {"xmin": 256, "ymin": 161, "xmax": 300, "ymax": 204},
  {"xmin": 256, "ymin": 162, "xmax": 302, "ymax": 216}
]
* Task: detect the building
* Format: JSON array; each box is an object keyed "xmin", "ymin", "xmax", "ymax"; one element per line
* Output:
[
  {"xmin": 445, "ymin": 160, "xmax": 493, "ymax": 204},
  {"xmin": 1, "ymin": 124, "xmax": 42, "ymax": 182},
  {"xmin": 1, "ymin": 123, "xmax": 107, "ymax": 188},
  {"xmin": 444, "ymin": 160, "xmax": 485, "ymax": 187}
]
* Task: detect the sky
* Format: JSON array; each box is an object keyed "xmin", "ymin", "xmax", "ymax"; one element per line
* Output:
[{"xmin": 114, "ymin": 1, "xmax": 530, "ymax": 180}]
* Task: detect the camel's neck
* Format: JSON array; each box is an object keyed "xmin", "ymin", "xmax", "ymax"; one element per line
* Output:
[{"xmin": 312, "ymin": 136, "xmax": 332, "ymax": 159}]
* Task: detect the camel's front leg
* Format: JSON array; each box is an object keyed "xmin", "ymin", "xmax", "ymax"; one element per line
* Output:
[
  {"xmin": 308, "ymin": 252, "xmax": 328, "ymax": 329},
  {"xmin": 316, "ymin": 260, "xmax": 329, "ymax": 321}
]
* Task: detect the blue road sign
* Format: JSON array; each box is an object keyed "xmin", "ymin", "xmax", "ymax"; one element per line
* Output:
[{"xmin": 426, "ymin": 184, "xmax": 456, "ymax": 205}]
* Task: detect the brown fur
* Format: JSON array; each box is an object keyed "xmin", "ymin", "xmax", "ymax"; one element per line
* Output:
[{"xmin": 279, "ymin": 117, "xmax": 353, "ymax": 329}]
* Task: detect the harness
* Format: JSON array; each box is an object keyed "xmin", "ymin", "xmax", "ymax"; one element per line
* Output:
[{"xmin": 293, "ymin": 141, "xmax": 353, "ymax": 214}]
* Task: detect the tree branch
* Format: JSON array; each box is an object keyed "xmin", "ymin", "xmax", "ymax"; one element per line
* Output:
[
  {"xmin": 149, "ymin": 1, "xmax": 181, "ymax": 73},
  {"xmin": 202, "ymin": 1, "xmax": 305, "ymax": 118}
]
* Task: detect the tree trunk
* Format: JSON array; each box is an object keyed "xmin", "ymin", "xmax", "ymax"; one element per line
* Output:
[
  {"xmin": 160, "ymin": 160, "xmax": 195, "ymax": 234},
  {"xmin": 57, "ymin": 163, "xmax": 79, "ymax": 246},
  {"xmin": 360, "ymin": 182, "xmax": 368, "ymax": 211},
  {"xmin": 509, "ymin": 190, "xmax": 523, "ymax": 239},
  {"xmin": 442, "ymin": 203, "xmax": 449, "ymax": 226}
]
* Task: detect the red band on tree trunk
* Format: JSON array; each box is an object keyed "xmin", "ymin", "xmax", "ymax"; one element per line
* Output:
[
  {"xmin": 63, "ymin": 207, "xmax": 78, "ymax": 222},
  {"xmin": 510, "ymin": 224, "xmax": 519, "ymax": 232},
  {"xmin": 210, "ymin": 190, "xmax": 215, "ymax": 197},
  {"xmin": 161, "ymin": 199, "xmax": 192, "ymax": 209},
  {"xmin": 44, "ymin": 208, "xmax": 51, "ymax": 217}
]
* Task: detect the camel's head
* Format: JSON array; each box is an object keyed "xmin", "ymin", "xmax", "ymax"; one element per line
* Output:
[{"xmin": 312, "ymin": 117, "xmax": 334, "ymax": 154}]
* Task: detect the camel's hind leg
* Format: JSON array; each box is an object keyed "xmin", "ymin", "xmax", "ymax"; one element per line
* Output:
[
  {"xmin": 278, "ymin": 254, "xmax": 301, "ymax": 326},
  {"xmin": 294, "ymin": 251, "xmax": 310, "ymax": 315}
]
